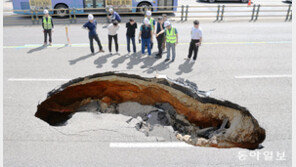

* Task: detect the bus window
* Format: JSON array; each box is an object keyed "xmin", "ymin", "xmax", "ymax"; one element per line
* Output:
[
  {"xmin": 158, "ymin": 0, "xmax": 174, "ymax": 11},
  {"xmin": 84, "ymin": 0, "xmax": 93, "ymax": 8},
  {"xmin": 95, "ymin": 0, "xmax": 104, "ymax": 7},
  {"xmin": 84, "ymin": 0, "xmax": 105, "ymax": 13},
  {"xmin": 84, "ymin": 0, "xmax": 105, "ymax": 8},
  {"xmin": 29, "ymin": 0, "xmax": 52, "ymax": 10},
  {"xmin": 106, "ymin": 0, "xmax": 132, "ymax": 11}
]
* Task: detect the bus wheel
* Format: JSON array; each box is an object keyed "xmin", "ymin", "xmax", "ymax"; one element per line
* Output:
[
  {"xmin": 208, "ymin": 0, "xmax": 216, "ymax": 3},
  {"xmin": 55, "ymin": 4, "xmax": 68, "ymax": 17},
  {"xmin": 137, "ymin": 2, "xmax": 152, "ymax": 14}
]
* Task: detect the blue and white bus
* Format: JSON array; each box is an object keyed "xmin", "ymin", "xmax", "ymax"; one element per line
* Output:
[{"xmin": 13, "ymin": 0, "xmax": 178, "ymax": 17}]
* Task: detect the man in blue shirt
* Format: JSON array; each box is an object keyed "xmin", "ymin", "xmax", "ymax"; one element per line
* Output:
[
  {"xmin": 107, "ymin": 8, "xmax": 121, "ymax": 23},
  {"xmin": 83, "ymin": 14, "xmax": 105, "ymax": 54}
]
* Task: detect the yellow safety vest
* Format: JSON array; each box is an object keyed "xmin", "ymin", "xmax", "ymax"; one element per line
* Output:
[
  {"xmin": 43, "ymin": 16, "xmax": 52, "ymax": 30},
  {"xmin": 146, "ymin": 17, "xmax": 155, "ymax": 30},
  {"xmin": 166, "ymin": 27, "xmax": 177, "ymax": 43}
]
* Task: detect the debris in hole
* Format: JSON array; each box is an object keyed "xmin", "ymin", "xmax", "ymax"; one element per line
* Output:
[
  {"xmin": 77, "ymin": 100, "xmax": 101, "ymax": 112},
  {"xmin": 35, "ymin": 72, "xmax": 266, "ymax": 149}
]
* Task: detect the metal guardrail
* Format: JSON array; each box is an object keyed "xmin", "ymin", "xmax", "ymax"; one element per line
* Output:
[{"xmin": 4, "ymin": 4, "xmax": 292, "ymax": 24}]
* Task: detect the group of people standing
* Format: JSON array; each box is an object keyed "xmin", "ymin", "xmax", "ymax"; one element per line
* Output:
[{"xmin": 42, "ymin": 9, "xmax": 202, "ymax": 62}]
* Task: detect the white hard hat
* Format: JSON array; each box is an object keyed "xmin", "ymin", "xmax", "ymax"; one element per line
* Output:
[
  {"xmin": 109, "ymin": 8, "xmax": 113, "ymax": 12},
  {"xmin": 44, "ymin": 9, "xmax": 49, "ymax": 14},
  {"xmin": 164, "ymin": 21, "xmax": 171, "ymax": 27},
  {"xmin": 88, "ymin": 14, "xmax": 94, "ymax": 20},
  {"xmin": 146, "ymin": 11, "xmax": 151, "ymax": 16},
  {"xmin": 143, "ymin": 18, "xmax": 149, "ymax": 25}
]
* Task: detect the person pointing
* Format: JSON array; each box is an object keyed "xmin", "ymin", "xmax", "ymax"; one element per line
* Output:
[{"xmin": 156, "ymin": 21, "xmax": 178, "ymax": 62}]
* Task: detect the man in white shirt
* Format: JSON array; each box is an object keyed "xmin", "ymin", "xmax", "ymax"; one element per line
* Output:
[
  {"xmin": 187, "ymin": 20, "xmax": 202, "ymax": 61},
  {"xmin": 107, "ymin": 20, "xmax": 120, "ymax": 54}
]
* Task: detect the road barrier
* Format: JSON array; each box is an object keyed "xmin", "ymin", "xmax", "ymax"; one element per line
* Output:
[
  {"xmin": 221, "ymin": 5, "xmax": 225, "ymax": 21},
  {"xmin": 255, "ymin": 4, "xmax": 260, "ymax": 21},
  {"xmin": 216, "ymin": 5, "xmax": 221, "ymax": 21},
  {"xmin": 285, "ymin": 4, "xmax": 292, "ymax": 21},
  {"xmin": 185, "ymin": 5, "xmax": 189, "ymax": 21},
  {"xmin": 4, "ymin": 4, "xmax": 292, "ymax": 25}
]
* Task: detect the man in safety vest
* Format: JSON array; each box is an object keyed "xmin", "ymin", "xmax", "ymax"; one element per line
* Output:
[
  {"xmin": 156, "ymin": 21, "xmax": 178, "ymax": 62},
  {"xmin": 145, "ymin": 11, "xmax": 155, "ymax": 49},
  {"xmin": 42, "ymin": 9, "xmax": 54, "ymax": 46}
]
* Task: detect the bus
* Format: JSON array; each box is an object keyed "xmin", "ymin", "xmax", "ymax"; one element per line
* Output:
[{"xmin": 12, "ymin": 0, "xmax": 178, "ymax": 17}]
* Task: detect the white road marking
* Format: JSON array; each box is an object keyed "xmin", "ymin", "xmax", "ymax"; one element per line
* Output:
[
  {"xmin": 109, "ymin": 142, "xmax": 194, "ymax": 148},
  {"xmin": 8, "ymin": 78, "xmax": 71, "ymax": 82},
  {"xmin": 3, "ymin": 41, "xmax": 291, "ymax": 49},
  {"xmin": 235, "ymin": 75, "xmax": 292, "ymax": 79}
]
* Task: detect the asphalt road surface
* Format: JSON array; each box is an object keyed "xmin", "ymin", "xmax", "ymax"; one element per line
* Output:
[{"xmin": 3, "ymin": 19, "xmax": 291, "ymax": 167}]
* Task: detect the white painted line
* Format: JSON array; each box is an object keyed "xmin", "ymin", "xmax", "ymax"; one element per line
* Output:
[
  {"xmin": 8, "ymin": 78, "xmax": 70, "ymax": 82},
  {"xmin": 109, "ymin": 142, "xmax": 194, "ymax": 148},
  {"xmin": 3, "ymin": 41, "xmax": 291, "ymax": 49},
  {"xmin": 235, "ymin": 75, "xmax": 292, "ymax": 79}
]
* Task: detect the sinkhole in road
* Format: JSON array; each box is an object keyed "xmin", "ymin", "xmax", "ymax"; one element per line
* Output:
[{"xmin": 35, "ymin": 72, "xmax": 265, "ymax": 149}]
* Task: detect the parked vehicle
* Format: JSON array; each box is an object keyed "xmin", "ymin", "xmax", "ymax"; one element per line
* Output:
[{"xmin": 13, "ymin": 0, "xmax": 178, "ymax": 17}]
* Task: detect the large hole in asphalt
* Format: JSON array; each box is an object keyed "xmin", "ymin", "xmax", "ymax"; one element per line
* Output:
[{"xmin": 35, "ymin": 72, "xmax": 265, "ymax": 149}]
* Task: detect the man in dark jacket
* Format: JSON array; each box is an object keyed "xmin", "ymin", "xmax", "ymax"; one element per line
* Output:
[
  {"xmin": 126, "ymin": 18, "xmax": 137, "ymax": 54},
  {"xmin": 83, "ymin": 14, "xmax": 105, "ymax": 54},
  {"xmin": 155, "ymin": 17, "xmax": 164, "ymax": 58}
]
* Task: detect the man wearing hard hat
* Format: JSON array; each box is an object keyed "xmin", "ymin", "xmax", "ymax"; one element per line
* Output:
[
  {"xmin": 83, "ymin": 14, "xmax": 105, "ymax": 54},
  {"xmin": 156, "ymin": 21, "xmax": 178, "ymax": 62},
  {"xmin": 145, "ymin": 10, "xmax": 155, "ymax": 49},
  {"xmin": 107, "ymin": 8, "xmax": 121, "ymax": 23},
  {"xmin": 138, "ymin": 18, "xmax": 153, "ymax": 56},
  {"xmin": 42, "ymin": 9, "xmax": 54, "ymax": 46}
]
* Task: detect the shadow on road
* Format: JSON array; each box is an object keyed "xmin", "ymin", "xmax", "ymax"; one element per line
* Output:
[
  {"xmin": 111, "ymin": 54, "xmax": 130, "ymax": 68},
  {"xmin": 176, "ymin": 59, "xmax": 196, "ymax": 75},
  {"xmin": 57, "ymin": 44, "xmax": 71, "ymax": 50},
  {"xmin": 27, "ymin": 45, "xmax": 47, "ymax": 54},
  {"xmin": 70, "ymin": 50, "xmax": 178, "ymax": 73},
  {"xmin": 143, "ymin": 60, "xmax": 172, "ymax": 74},
  {"xmin": 140, "ymin": 53, "xmax": 159, "ymax": 69},
  {"xmin": 125, "ymin": 51, "xmax": 160, "ymax": 70},
  {"xmin": 69, "ymin": 53, "xmax": 96, "ymax": 65},
  {"xmin": 94, "ymin": 53, "xmax": 115, "ymax": 68},
  {"xmin": 126, "ymin": 52, "xmax": 144, "ymax": 69}
]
